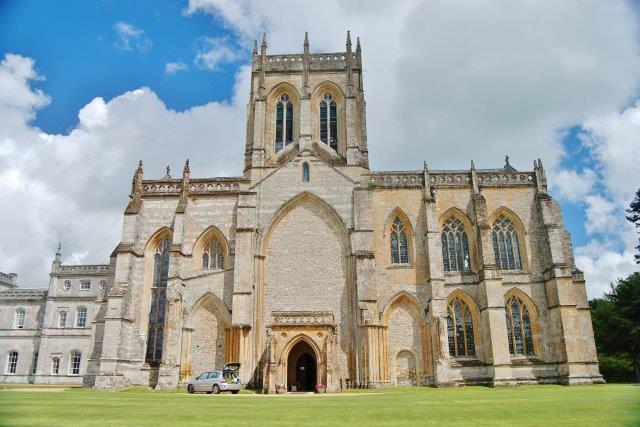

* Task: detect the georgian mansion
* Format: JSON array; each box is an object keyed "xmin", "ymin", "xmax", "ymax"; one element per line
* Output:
[{"xmin": 0, "ymin": 34, "xmax": 603, "ymax": 391}]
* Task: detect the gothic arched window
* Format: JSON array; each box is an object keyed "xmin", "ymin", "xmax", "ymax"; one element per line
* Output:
[
  {"xmin": 492, "ymin": 215, "xmax": 522, "ymax": 270},
  {"xmin": 505, "ymin": 295, "xmax": 535, "ymax": 356},
  {"xmin": 390, "ymin": 218, "xmax": 409, "ymax": 264},
  {"xmin": 302, "ymin": 162, "xmax": 310, "ymax": 182},
  {"xmin": 446, "ymin": 297, "xmax": 476, "ymax": 357},
  {"xmin": 146, "ymin": 236, "xmax": 171, "ymax": 365},
  {"xmin": 275, "ymin": 94, "xmax": 294, "ymax": 152},
  {"xmin": 202, "ymin": 237, "xmax": 224, "ymax": 270},
  {"xmin": 441, "ymin": 217, "xmax": 471, "ymax": 272},
  {"xmin": 319, "ymin": 92, "xmax": 338, "ymax": 150}
]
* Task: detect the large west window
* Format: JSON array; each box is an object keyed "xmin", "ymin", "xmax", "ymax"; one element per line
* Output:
[
  {"xmin": 441, "ymin": 217, "xmax": 471, "ymax": 272},
  {"xmin": 505, "ymin": 295, "xmax": 535, "ymax": 356},
  {"xmin": 319, "ymin": 92, "xmax": 338, "ymax": 150},
  {"xmin": 446, "ymin": 297, "xmax": 476, "ymax": 357},
  {"xmin": 146, "ymin": 237, "xmax": 171, "ymax": 364},
  {"xmin": 275, "ymin": 94, "xmax": 293, "ymax": 152},
  {"xmin": 492, "ymin": 215, "xmax": 522, "ymax": 270}
]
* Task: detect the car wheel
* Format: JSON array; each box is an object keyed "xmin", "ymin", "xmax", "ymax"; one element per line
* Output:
[
  {"xmin": 187, "ymin": 384, "xmax": 195, "ymax": 394},
  {"xmin": 231, "ymin": 390, "xmax": 239, "ymax": 395},
  {"xmin": 212, "ymin": 384, "xmax": 220, "ymax": 394}
]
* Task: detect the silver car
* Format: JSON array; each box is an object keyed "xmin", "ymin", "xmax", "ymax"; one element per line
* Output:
[{"xmin": 187, "ymin": 363, "xmax": 242, "ymax": 394}]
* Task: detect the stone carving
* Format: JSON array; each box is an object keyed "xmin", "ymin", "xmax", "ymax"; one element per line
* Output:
[
  {"xmin": 271, "ymin": 311, "xmax": 335, "ymax": 326},
  {"xmin": 58, "ymin": 265, "xmax": 111, "ymax": 274}
]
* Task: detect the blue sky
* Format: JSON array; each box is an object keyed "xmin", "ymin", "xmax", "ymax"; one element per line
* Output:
[
  {"xmin": 0, "ymin": 0, "xmax": 243, "ymax": 133},
  {"xmin": 0, "ymin": 0, "xmax": 638, "ymax": 295}
]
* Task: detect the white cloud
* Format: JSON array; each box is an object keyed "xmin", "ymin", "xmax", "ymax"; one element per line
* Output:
[
  {"xmin": 165, "ymin": 61, "xmax": 189, "ymax": 75},
  {"xmin": 0, "ymin": 53, "xmax": 249, "ymax": 286},
  {"xmin": 113, "ymin": 21, "xmax": 153, "ymax": 53},
  {"xmin": 194, "ymin": 37, "xmax": 240, "ymax": 70},
  {"xmin": 550, "ymin": 168, "xmax": 597, "ymax": 204}
]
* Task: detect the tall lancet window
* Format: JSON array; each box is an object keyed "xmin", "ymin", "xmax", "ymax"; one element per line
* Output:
[
  {"xmin": 202, "ymin": 237, "xmax": 224, "ymax": 270},
  {"xmin": 146, "ymin": 236, "xmax": 171, "ymax": 365},
  {"xmin": 275, "ymin": 94, "xmax": 293, "ymax": 152},
  {"xmin": 491, "ymin": 215, "xmax": 522, "ymax": 270},
  {"xmin": 390, "ymin": 218, "xmax": 409, "ymax": 264},
  {"xmin": 446, "ymin": 297, "xmax": 476, "ymax": 357},
  {"xmin": 319, "ymin": 92, "xmax": 338, "ymax": 150},
  {"xmin": 441, "ymin": 217, "xmax": 471, "ymax": 272}
]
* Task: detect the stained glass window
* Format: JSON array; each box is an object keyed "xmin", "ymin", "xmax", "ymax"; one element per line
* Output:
[
  {"xmin": 146, "ymin": 237, "xmax": 171, "ymax": 365},
  {"xmin": 491, "ymin": 215, "xmax": 522, "ymax": 270},
  {"xmin": 446, "ymin": 297, "xmax": 476, "ymax": 357},
  {"xmin": 390, "ymin": 218, "xmax": 409, "ymax": 264},
  {"xmin": 319, "ymin": 92, "xmax": 338, "ymax": 150},
  {"xmin": 505, "ymin": 296, "xmax": 535, "ymax": 356},
  {"xmin": 275, "ymin": 94, "xmax": 293, "ymax": 152},
  {"xmin": 441, "ymin": 217, "xmax": 471, "ymax": 272}
]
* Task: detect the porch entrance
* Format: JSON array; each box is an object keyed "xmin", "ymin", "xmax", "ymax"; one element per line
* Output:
[{"xmin": 287, "ymin": 340, "xmax": 317, "ymax": 391}]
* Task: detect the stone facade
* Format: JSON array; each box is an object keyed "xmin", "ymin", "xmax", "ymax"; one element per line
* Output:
[{"xmin": 0, "ymin": 34, "xmax": 603, "ymax": 390}]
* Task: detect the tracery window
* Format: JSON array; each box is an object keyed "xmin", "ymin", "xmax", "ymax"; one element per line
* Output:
[
  {"xmin": 390, "ymin": 218, "xmax": 409, "ymax": 264},
  {"xmin": 302, "ymin": 162, "xmax": 310, "ymax": 182},
  {"xmin": 69, "ymin": 351, "xmax": 81, "ymax": 375},
  {"xmin": 275, "ymin": 94, "xmax": 294, "ymax": 152},
  {"xmin": 446, "ymin": 297, "xmax": 476, "ymax": 357},
  {"xmin": 202, "ymin": 237, "xmax": 224, "ymax": 270},
  {"xmin": 319, "ymin": 92, "xmax": 338, "ymax": 150},
  {"xmin": 441, "ymin": 217, "xmax": 471, "ymax": 272},
  {"xmin": 492, "ymin": 215, "xmax": 522, "ymax": 270},
  {"xmin": 14, "ymin": 308, "xmax": 25, "ymax": 329},
  {"xmin": 51, "ymin": 357, "xmax": 60, "ymax": 375},
  {"xmin": 6, "ymin": 351, "xmax": 18, "ymax": 374},
  {"xmin": 505, "ymin": 295, "xmax": 535, "ymax": 356},
  {"xmin": 75, "ymin": 307, "xmax": 87, "ymax": 328},
  {"xmin": 146, "ymin": 237, "xmax": 171, "ymax": 365},
  {"xmin": 58, "ymin": 311, "xmax": 67, "ymax": 328}
]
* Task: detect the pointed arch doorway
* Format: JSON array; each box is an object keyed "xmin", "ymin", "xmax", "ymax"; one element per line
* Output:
[{"xmin": 287, "ymin": 340, "xmax": 317, "ymax": 391}]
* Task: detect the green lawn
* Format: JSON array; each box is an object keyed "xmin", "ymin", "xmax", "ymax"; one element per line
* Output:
[{"xmin": 0, "ymin": 384, "xmax": 638, "ymax": 426}]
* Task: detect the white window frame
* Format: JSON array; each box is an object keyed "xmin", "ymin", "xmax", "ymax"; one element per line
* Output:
[
  {"xmin": 14, "ymin": 308, "xmax": 25, "ymax": 329},
  {"xmin": 69, "ymin": 351, "xmax": 81, "ymax": 375},
  {"xmin": 80, "ymin": 280, "xmax": 91, "ymax": 290},
  {"xmin": 75, "ymin": 307, "xmax": 87, "ymax": 328},
  {"xmin": 6, "ymin": 351, "xmax": 18, "ymax": 375},
  {"xmin": 51, "ymin": 357, "xmax": 60, "ymax": 375},
  {"xmin": 58, "ymin": 311, "xmax": 67, "ymax": 328}
]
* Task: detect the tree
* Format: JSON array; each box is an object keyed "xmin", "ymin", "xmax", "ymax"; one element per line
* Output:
[
  {"xmin": 627, "ymin": 188, "xmax": 640, "ymax": 264},
  {"xmin": 590, "ymin": 272, "xmax": 640, "ymax": 382}
]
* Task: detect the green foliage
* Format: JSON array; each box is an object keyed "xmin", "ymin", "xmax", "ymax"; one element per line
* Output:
[
  {"xmin": 590, "ymin": 272, "xmax": 640, "ymax": 382},
  {"xmin": 0, "ymin": 385, "xmax": 638, "ymax": 426},
  {"xmin": 598, "ymin": 355, "xmax": 636, "ymax": 383},
  {"xmin": 627, "ymin": 188, "xmax": 640, "ymax": 264}
]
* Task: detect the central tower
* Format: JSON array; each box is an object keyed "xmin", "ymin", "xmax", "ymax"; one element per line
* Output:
[{"xmin": 243, "ymin": 32, "xmax": 369, "ymax": 182}]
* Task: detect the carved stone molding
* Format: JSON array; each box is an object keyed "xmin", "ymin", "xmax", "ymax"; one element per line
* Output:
[{"xmin": 270, "ymin": 311, "xmax": 335, "ymax": 327}]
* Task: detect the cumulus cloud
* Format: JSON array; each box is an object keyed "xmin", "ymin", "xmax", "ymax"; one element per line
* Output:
[
  {"xmin": 113, "ymin": 21, "xmax": 153, "ymax": 53},
  {"xmin": 165, "ymin": 61, "xmax": 189, "ymax": 75},
  {"xmin": 550, "ymin": 168, "xmax": 597, "ymax": 204},
  {"xmin": 0, "ymin": 53, "xmax": 249, "ymax": 286},
  {"xmin": 194, "ymin": 37, "xmax": 241, "ymax": 70}
]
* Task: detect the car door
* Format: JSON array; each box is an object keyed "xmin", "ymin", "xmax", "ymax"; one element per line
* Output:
[{"xmin": 194, "ymin": 372, "xmax": 209, "ymax": 392}]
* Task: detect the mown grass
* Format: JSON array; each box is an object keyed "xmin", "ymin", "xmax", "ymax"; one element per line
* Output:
[{"xmin": 0, "ymin": 384, "xmax": 638, "ymax": 426}]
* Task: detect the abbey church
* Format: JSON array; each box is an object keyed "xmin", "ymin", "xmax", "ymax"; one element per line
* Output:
[{"xmin": 0, "ymin": 34, "xmax": 603, "ymax": 391}]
